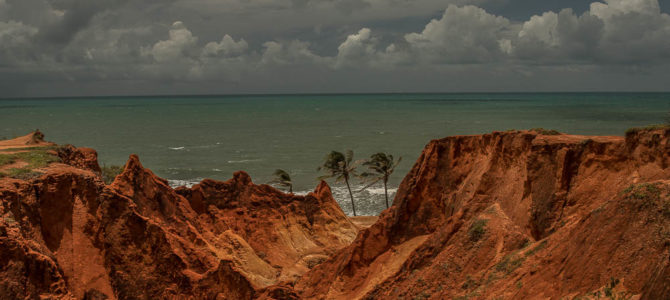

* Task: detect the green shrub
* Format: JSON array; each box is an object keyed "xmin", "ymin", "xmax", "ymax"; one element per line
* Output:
[
  {"xmin": 625, "ymin": 124, "xmax": 670, "ymax": 135},
  {"xmin": 469, "ymin": 219, "xmax": 488, "ymax": 242},
  {"xmin": 101, "ymin": 164, "xmax": 124, "ymax": 184},
  {"xmin": 530, "ymin": 128, "xmax": 561, "ymax": 135},
  {"xmin": 623, "ymin": 183, "xmax": 661, "ymax": 201}
]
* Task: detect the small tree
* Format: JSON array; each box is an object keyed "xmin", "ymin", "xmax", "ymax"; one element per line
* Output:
[
  {"xmin": 360, "ymin": 153, "xmax": 401, "ymax": 208},
  {"xmin": 270, "ymin": 169, "xmax": 293, "ymax": 193},
  {"xmin": 318, "ymin": 150, "xmax": 361, "ymax": 216}
]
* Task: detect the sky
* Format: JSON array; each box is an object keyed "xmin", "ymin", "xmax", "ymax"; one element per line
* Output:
[{"xmin": 1, "ymin": 0, "xmax": 669, "ymax": 97}]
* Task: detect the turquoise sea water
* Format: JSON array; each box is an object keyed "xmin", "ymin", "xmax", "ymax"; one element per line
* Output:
[{"xmin": 1, "ymin": 93, "xmax": 669, "ymax": 215}]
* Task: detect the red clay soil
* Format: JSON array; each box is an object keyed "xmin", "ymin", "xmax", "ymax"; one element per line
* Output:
[
  {"xmin": 0, "ymin": 131, "xmax": 52, "ymax": 151},
  {"xmin": 1, "ymin": 129, "xmax": 669, "ymax": 299}
]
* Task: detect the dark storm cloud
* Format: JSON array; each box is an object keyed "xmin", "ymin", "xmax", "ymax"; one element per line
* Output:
[
  {"xmin": 0, "ymin": 0, "xmax": 669, "ymax": 97},
  {"xmin": 39, "ymin": 0, "xmax": 128, "ymax": 45}
]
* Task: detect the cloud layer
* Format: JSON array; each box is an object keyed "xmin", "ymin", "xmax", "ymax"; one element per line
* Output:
[{"xmin": 0, "ymin": 0, "xmax": 669, "ymax": 96}]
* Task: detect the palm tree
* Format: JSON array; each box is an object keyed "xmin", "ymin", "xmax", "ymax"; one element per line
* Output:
[
  {"xmin": 270, "ymin": 169, "xmax": 293, "ymax": 193},
  {"xmin": 317, "ymin": 150, "xmax": 361, "ymax": 216},
  {"xmin": 360, "ymin": 153, "xmax": 402, "ymax": 209}
]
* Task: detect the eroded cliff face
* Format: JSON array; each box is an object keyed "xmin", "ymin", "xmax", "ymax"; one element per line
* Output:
[
  {"xmin": 295, "ymin": 129, "xmax": 670, "ymax": 299},
  {"xmin": 1, "ymin": 129, "xmax": 669, "ymax": 299},
  {"xmin": 0, "ymin": 143, "xmax": 358, "ymax": 299}
]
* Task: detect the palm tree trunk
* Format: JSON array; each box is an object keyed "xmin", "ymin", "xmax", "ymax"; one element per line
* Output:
[
  {"xmin": 383, "ymin": 179, "xmax": 389, "ymax": 208},
  {"xmin": 345, "ymin": 178, "xmax": 357, "ymax": 216},
  {"xmin": 289, "ymin": 185, "xmax": 292, "ymax": 193}
]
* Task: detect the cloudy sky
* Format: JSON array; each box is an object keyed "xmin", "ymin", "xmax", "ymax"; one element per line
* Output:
[{"xmin": 1, "ymin": 0, "xmax": 669, "ymax": 97}]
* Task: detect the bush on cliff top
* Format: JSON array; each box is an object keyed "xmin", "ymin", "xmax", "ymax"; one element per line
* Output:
[
  {"xmin": 101, "ymin": 164, "xmax": 124, "ymax": 184},
  {"xmin": 530, "ymin": 128, "xmax": 561, "ymax": 135},
  {"xmin": 625, "ymin": 124, "xmax": 670, "ymax": 135}
]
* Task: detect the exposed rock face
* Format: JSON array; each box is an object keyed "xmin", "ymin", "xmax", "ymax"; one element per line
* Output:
[
  {"xmin": 1, "ymin": 129, "xmax": 669, "ymax": 299},
  {"xmin": 0, "ymin": 146, "xmax": 357, "ymax": 299},
  {"xmin": 295, "ymin": 129, "xmax": 670, "ymax": 299}
]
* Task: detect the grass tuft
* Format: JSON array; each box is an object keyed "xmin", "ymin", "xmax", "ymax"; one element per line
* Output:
[{"xmin": 0, "ymin": 148, "xmax": 59, "ymax": 179}]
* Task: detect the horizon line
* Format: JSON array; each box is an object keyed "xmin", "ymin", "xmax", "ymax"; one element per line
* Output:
[{"xmin": 2, "ymin": 91, "xmax": 670, "ymax": 101}]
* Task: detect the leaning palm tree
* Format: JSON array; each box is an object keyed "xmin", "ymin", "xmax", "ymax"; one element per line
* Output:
[
  {"xmin": 360, "ymin": 153, "xmax": 402, "ymax": 209},
  {"xmin": 317, "ymin": 150, "xmax": 361, "ymax": 216},
  {"xmin": 269, "ymin": 169, "xmax": 293, "ymax": 193}
]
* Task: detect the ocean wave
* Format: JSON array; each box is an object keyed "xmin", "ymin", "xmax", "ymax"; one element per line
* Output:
[
  {"xmin": 227, "ymin": 159, "xmax": 262, "ymax": 164},
  {"xmin": 167, "ymin": 179, "xmax": 201, "ymax": 188},
  {"xmin": 169, "ymin": 146, "xmax": 185, "ymax": 150},
  {"xmin": 168, "ymin": 179, "xmax": 395, "ymax": 216},
  {"xmin": 293, "ymin": 183, "xmax": 396, "ymax": 216}
]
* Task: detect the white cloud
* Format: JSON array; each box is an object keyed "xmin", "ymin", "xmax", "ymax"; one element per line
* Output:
[
  {"xmin": 202, "ymin": 34, "xmax": 248, "ymax": 57},
  {"xmin": 518, "ymin": 12, "xmax": 560, "ymax": 47},
  {"xmin": 403, "ymin": 5, "xmax": 510, "ymax": 64},
  {"xmin": 334, "ymin": 28, "xmax": 378, "ymax": 67},
  {"xmin": 590, "ymin": 0, "xmax": 661, "ymax": 20},
  {"xmin": 512, "ymin": 9, "xmax": 603, "ymax": 62},
  {"xmin": 144, "ymin": 21, "xmax": 198, "ymax": 62},
  {"xmin": 261, "ymin": 40, "xmax": 322, "ymax": 65},
  {"xmin": 510, "ymin": 0, "xmax": 670, "ymax": 64}
]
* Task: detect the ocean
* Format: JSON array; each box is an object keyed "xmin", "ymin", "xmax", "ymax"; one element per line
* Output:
[{"xmin": 1, "ymin": 93, "xmax": 669, "ymax": 215}]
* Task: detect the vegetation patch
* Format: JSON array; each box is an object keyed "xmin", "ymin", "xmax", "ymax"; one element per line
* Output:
[
  {"xmin": 525, "ymin": 240, "xmax": 548, "ymax": 257},
  {"xmin": 0, "ymin": 149, "xmax": 60, "ymax": 169},
  {"xmin": 101, "ymin": 164, "xmax": 124, "ymax": 184},
  {"xmin": 461, "ymin": 275, "xmax": 480, "ymax": 290},
  {"xmin": 5, "ymin": 168, "xmax": 43, "ymax": 180},
  {"xmin": 469, "ymin": 219, "xmax": 488, "ymax": 242},
  {"xmin": 0, "ymin": 149, "xmax": 60, "ymax": 179},
  {"xmin": 530, "ymin": 128, "xmax": 561, "ymax": 135},
  {"xmin": 495, "ymin": 254, "xmax": 525, "ymax": 275},
  {"xmin": 625, "ymin": 124, "xmax": 670, "ymax": 135},
  {"xmin": 623, "ymin": 183, "xmax": 661, "ymax": 201}
]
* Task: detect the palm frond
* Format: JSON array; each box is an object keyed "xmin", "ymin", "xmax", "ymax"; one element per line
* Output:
[
  {"xmin": 345, "ymin": 150, "xmax": 354, "ymax": 164},
  {"xmin": 357, "ymin": 177, "xmax": 382, "ymax": 192}
]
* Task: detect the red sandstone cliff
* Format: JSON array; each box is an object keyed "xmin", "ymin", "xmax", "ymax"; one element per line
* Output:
[
  {"xmin": 0, "ymin": 139, "xmax": 358, "ymax": 299},
  {"xmin": 294, "ymin": 129, "xmax": 670, "ymax": 299},
  {"xmin": 1, "ymin": 128, "xmax": 669, "ymax": 299}
]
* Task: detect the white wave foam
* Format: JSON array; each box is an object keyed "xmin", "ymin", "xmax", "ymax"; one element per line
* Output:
[
  {"xmin": 169, "ymin": 146, "xmax": 185, "ymax": 150},
  {"xmin": 167, "ymin": 179, "xmax": 201, "ymax": 188},
  {"xmin": 363, "ymin": 187, "xmax": 398, "ymax": 195}
]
